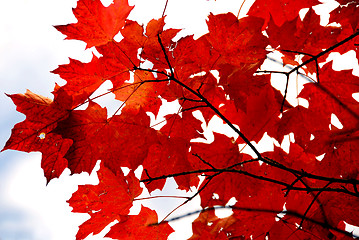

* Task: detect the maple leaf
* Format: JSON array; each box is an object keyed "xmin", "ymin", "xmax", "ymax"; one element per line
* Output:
[
  {"xmin": 299, "ymin": 61, "xmax": 359, "ymax": 127},
  {"xmin": 269, "ymin": 188, "xmax": 359, "ymax": 239},
  {"xmin": 141, "ymin": 112, "xmax": 203, "ymax": 192},
  {"xmin": 206, "ymin": 13, "xmax": 268, "ymax": 67},
  {"xmin": 140, "ymin": 17, "xmax": 181, "ymax": 72},
  {"xmin": 307, "ymin": 128, "xmax": 359, "ymax": 179},
  {"xmin": 330, "ymin": 1, "xmax": 359, "ymax": 31},
  {"xmin": 219, "ymin": 83, "xmax": 288, "ymax": 143},
  {"xmin": 113, "ymin": 69, "xmax": 166, "ymax": 116},
  {"xmin": 160, "ymin": 112, "xmax": 204, "ymax": 141},
  {"xmin": 248, "ymin": 0, "xmax": 320, "ymax": 27},
  {"xmin": 52, "ymin": 56, "xmax": 130, "ymax": 108},
  {"xmin": 2, "ymin": 90, "xmax": 73, "ymax": 183},
  {"xmin": 141, "ymin": 137, "xmax": 198, "ymax": 192},
  {"xmin": 218, "ymin": 64, "xmax": 273, "ymax": 112},
  {"xmin": 271, "ymin": 105, "xmax": 330, "ymax": 149},
  {"xmin": 329, "ymin": 3, "xmax": 359, "ymax": 56},
  {"xmin": 189, "ymin": 210, "xmax": 239, "ymax": 240},
  {"xmin": 105, "ymin": 206, "xmax": 174, "ymax": 240},
  {"xmin": 267, "ymin": 8, "xmax": 341, "ymax": 69},
  {"xmin": 53, "ymin": 101, "xmax": 158, "ymax": 174},
  {"xmin": 316, "ymin": 192, "xmax": 359, "ymax": 234},
  {"xmin": 172, "ymin": 35, "xmax": 219, "ymax": 81},
  {"xmin": 55, "ymin": 0, "xmax": 134, "ymax": 48},
  {"xmin": 197, "ymin": 168, "xmax": 286, "ymax": 239},
  {"xmin": 268, "ymin": 214, "xmax": 335, "ymax": 239},
  {"xmin": 68, "ymin": 162, "xmax": 142, "ymax": 240},
  {"xmin": 189, "ymin": 133, "xmax": 241, "ymax": 170}
]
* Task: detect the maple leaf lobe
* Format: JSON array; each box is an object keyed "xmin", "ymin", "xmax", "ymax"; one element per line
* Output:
[{"xmin": 55, "ymin": 0, "xmax": 134, "ymax": 48}]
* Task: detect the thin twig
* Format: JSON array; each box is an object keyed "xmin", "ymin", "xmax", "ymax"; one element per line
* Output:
[
  {"xmin": 288, "ymin": 31, "xmax": 359, "ymax": 75},
  {"xmin": 281, "ymin": 74, "xmax": 290, "ymax": 112},
  {"xmin": 160, "ymin": 172, "xmax": 221, "ymax": 223},
  {"xmin": 299, "ymin": 182, "xmax": 332, "ymax": 228},
  {"xmin": 152, "ymin": 205, "xmax": 358, "ymax": 238},
  {"xmin": 156, "ymin": 35, "xmax": 263, "ymax": 159},
  {"xmin": 192, "ymin": 153, "xmax": 216, "ymax": 169},
  {"xmin": 236, "ymin": 0, "xmax": 247, "ymax": 18},
  {"xmin": 134, "ymin": 195, "xmax": 190, "ymax": 201},
  {"xmin": 162, "ymin": 0, "xmax": 169, "ymax": 17},
  {"xmin": 181, "ymin": 105, "xmax": 208, "ymax": 112}
]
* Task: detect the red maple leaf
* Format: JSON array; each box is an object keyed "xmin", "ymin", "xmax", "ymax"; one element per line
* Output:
[
  {"xmin": 267, "ymin": 8, "xmax": 341, "ymax": 69},
  {"xmin": 52, "ymin": 56, "xmax": 130, "ymax": 108},
  {"xmin": 105, "ymin": 206, "xmax": 174, "ymax": 240},
  {"xmin": 299, "ymin": 61, "xmax": 359, "ymax": 126},
  {"xmin": 114, "ymin": 69, "xmax": 166, "ymax": 116},
  {"xmin": 330, "ymin": 1, "xmax": 359, "ymax": 31},
  {"xmin": 189, "ymin": 210, "xmax": 240, "ymax": 240},
  {"xmin": 68, "ymin": 162, "xmax": 142, "ymax": 239},
  {"xmin": 141, "ymin": 112, "xmax": 203, "ymax": 192},
  {"xmin": 271, "ymin": 105, "xmax": 330, "ymax": 149},
  {"xmin": 53, "ymin": 101, "xmax": 158, "ymax": 174},
  {"xmin": 140, "ymin": 17, "xmax": 181, "ymax": 72},
  {"xmin": 2, "ymin": 90, "xmax": 73, "ymax": 183},
  {"xmin": 329, "ymin": 2, "xmax": 359, "ymax": 56},
  {"xmin": 206, "ymin": 13, "xmax": 268, "ymax": 67},
  {"xmin": 172, "ymin": 35, "xmax": 220, "ymax": 81},
  {"xmin": 55, "ymin": 0, "xmax": 134, "ymax": 48},
  {"xmin": 248, "ymin": 0, "xmax": 320, "ymax": 27}
]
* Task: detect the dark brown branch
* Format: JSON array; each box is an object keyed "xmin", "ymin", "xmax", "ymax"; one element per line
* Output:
[
  {"xmin": 192, "ymin": 153, "xmax": 216, "ymax": 169},
  {"xmin": 181, "ymin": 105, "xmax": 208, "ymax": 112},
  {"xmin": 157, "ymin": 34, "xmax": 174, "ymax": 77},
  {"xmin": 281, "ymin": 49, "xmax": 321, "ymax": 83},
  {"xmin": 155, "ymin": 206, "xmax": 358, "ymax": 238},
  {"xmin": 281, "ymin": 74, "xmax": 290, "ymax": 112},
  {"xmin": 281, "ymin": 49, "xmax": 315, "ymax": 57},
  {"xmin": 227, "ymin": 158, "xmax": 260, "ymax": 169},
  {"xmin": 179, "ymin": 97, "xmax": 204, "ymax": 102},
  {"xmin": 299, "ymin": 182, "xmax": 332, "ymax": 228},
  {"xmin": 262, "ymin": 156, "xmax": 359, "ymax": 185},
  {"xmin": 162, "ymin": 0, "xmax": 169, "ymax": 17},
  {"xmin": 156, "ymin": 35, "xmax": 263, "ymax": 159},
  {"xmin": 134, "ymin": 195, "xmax": 190, "ymax": 201},
  {"xmin": 140, "ymin": 166, "xmax": 358, "ymax": 196},
  {"xmin": 288, "ymin": 31, "xmax": 359, "ymax": 75},
  {"xmin": 160, "ymin": 172, "xmax": 221, "ymax": 222},
  {"xmin": 256, "ymin": 70, "xmax": 288, "ymax": 75},
  {"xmin": 285, "ymin": 174, "xmax": 304, "ymax": 197},
  {"xmin": 145, "ymin": 35, "xmax": 359, "ymax": 196},
  {"xmin": 134, "ymin": 66, "xmax": 170, "ymax": 78}
]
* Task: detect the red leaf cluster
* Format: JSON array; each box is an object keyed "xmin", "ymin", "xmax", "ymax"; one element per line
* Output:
[{"xmin": 3, "ymin": 0, "xmax": 359, "ymax": 239}]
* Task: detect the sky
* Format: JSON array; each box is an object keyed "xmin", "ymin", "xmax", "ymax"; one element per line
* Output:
[{"xmin": 1, "ymin": 0, "xmax": 359, "ymax": 239}]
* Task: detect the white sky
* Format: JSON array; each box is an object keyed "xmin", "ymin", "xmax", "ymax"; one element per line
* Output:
[{"xmin": 1, "ymin": 0, "xmax": 359, "ymax": 239}]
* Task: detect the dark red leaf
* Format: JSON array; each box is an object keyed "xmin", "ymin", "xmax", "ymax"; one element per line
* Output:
[{"xmin": 248, "ymin": 0, "xmax": 320, "ymax": 27}]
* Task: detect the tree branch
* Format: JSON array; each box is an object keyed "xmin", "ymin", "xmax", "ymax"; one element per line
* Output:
[{"xmin": 154, "ymin": 205, "xmax": 358, "ymax": 238}]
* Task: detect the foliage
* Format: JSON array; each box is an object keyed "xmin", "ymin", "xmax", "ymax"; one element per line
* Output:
[{"xmin": 3, "ymin": 0, "xmax": 359, "ymax": 239}]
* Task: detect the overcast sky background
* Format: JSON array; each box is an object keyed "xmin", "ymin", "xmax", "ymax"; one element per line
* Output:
[{"xmin": 1, "ymin": 0, "xmax": 359, "ymax": 239}]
